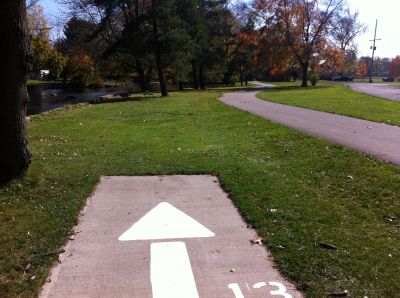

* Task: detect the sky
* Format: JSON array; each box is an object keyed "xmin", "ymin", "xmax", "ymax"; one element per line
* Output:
[
  {"xmin": 347, "ymin": 0, "xmax": 399, "ymax": 58},
  {"xmin": 38, "ymin": 0, "xmax": 400, "ymax": 58},
  {"xmin": 38, "ymin": 0, "xmax": 60, "ymax": 18}
]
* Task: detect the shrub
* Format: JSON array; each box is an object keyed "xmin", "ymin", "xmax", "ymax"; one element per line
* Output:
[
  {"xmin": 64, "ymin": 54, "xmax": 95, "ymax": 85},
  {"xmin": 309, "ymin": 73, "xmax": 319, "ymax": 86}
]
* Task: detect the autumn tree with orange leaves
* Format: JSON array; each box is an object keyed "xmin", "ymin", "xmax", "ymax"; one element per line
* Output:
[
  {"xmin": 356, "ymin": 59, "xmax": 368, "ymax": 79},
  {"xmin": 254, "ymin": 0, "xmax": 344, "ymax": 86},
  {"xmin": 329, "ymin": 8, "xmax": 366, "ymax": 76},
  {"xmin": 319, "ymin": 46, "xmax": 345, "ymax": 77},
  {"xmin": 388, "ymin": 56, "xmax": 400, "ymax": 79},
  {"xmin": 252, "ymin": 0, "xmax": 296, "ymax": 80},
  {"xmin": 280, "ymin": 0, "xmax": 344, "ymax": 86}
]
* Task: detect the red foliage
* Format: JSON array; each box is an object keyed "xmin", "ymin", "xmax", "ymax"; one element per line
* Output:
[
  {"xmin": 388, "ymin": 56, "xmax": 400, "ymax": 77},
  {"xmin": 357, "ymin": 60, "xmax": 368, "ymax": 78}
]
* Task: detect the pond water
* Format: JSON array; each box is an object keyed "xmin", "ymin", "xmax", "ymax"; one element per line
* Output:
[{"xmin": 27, "ymin": 86, "xmax": 129, "ymax": 115}]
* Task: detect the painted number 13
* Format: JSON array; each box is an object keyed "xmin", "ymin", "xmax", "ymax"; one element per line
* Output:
[{"xmin": 228, "ymin": 281, "xmax": 292, "ymax": 298}]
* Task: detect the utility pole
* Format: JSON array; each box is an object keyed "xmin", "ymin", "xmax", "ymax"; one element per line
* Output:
[{"xmin": 369, "ymin": 19, "xmax": 381, "ymax": 83}]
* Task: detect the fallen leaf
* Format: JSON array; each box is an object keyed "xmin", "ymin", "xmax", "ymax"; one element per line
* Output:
[{"xmin": 250, "ymin": 237, "xmax": 263, "ymax": 246}]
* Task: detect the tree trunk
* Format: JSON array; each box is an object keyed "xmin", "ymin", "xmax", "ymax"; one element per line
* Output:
[
  {"xmin": 199, "ymin": 63, "xmax": 205, "ymax": 89},
  {"xmin": 223, "ymin": 60, "xmax": 236, "ymax": 85},
  {"xmin": 301, "ymin": 63, "xmax": 308, "ymax": 87},
  {"xmin": 0, "ymin": 0, "xmax": 32, "ymax": 185},
  {"xmin": 146, "ymin": 64, "xmax": 153, "ymax": 91},
  {"xmin": 191, "ymin": 60, "xmax": 199, "ymax": 89},
  {"xmin": 136, "ymin": 59, "xmax": 147, "ymax": 92},
  {"xmin": 178, "ymin": 80, "xmax": 184, "ymax": 91},
  {"xmin": 151, "ymin": 0, "xmax": 168, "ymax": 96},
  {"xmin": 223, "ymin": 72, "xmax": 229, "ymax": 85},
  {"xmin": 154, "ymin": 48, "xmax": 168, "ymax": 96}
]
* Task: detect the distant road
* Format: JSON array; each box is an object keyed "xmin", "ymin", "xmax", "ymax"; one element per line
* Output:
[
  {"xmin": 348, "ymin": 83, "xmax": 400, "ymax": 102},
  {"xmin": 219, "ymin": 82, "xmax": 400, "ymax": 165}
]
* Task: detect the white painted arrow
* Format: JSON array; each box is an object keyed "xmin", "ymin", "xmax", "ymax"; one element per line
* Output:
[
  {"xmin": 119, "ymin": 202, "xmax": 215, "ymax": 298},
  {"xmin": 119, "ymin": 202, "xmax": 215, "ymax": 241}
]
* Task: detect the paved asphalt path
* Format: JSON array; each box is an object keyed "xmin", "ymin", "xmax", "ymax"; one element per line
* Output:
[
  {"xmin": 41, "ymin": 176, "xmax": 301, "ymax": 298},
  {"xmin": 348, "ymin": 83, "xmax": 400, "ymax": 102},
  {"xmin": 219, "ymin": 82, "xmax": 400, "ymax": 165}
]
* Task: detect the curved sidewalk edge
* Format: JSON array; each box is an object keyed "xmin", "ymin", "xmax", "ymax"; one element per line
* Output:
[
  {"xmin": 219, "ymin": 84, "xmax": 400, "ymax": 166},
  {"xmin": 348, "ymin": 83, "xmax": 400, "ymax": 102}
]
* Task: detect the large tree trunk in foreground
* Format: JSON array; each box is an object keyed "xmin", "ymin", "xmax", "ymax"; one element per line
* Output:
[
  {"xmin": 0, "ymin": 0, "xmax": 31, "ymax": 185},
  {"xmin": 0, "ymin": 0, "xmax": 32, "ymax": 185}
]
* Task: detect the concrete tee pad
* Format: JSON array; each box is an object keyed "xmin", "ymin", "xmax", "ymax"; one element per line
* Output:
[{"xmin": 41, "ymin": 175, "xmax": 301, "ymax": 298}]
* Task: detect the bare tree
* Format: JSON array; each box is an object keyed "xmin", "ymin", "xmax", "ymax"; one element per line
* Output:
[
  {"xmin": 0, "ymin": 1, "xmax": 32, "ymax": 185},
  {"xmin": 330, "ymin": 8, "xmax": 367, "ymax": 52}
]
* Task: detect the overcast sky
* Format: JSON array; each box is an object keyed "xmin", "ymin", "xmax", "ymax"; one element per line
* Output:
[{"xmin": 39, "ymin": 0, "xmax": 399, "ymax": 58}]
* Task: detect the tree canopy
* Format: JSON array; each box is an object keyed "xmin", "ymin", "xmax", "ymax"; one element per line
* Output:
[{"xmin": 42, "ymin": 0, "xmax": 367, "ymax": 88}]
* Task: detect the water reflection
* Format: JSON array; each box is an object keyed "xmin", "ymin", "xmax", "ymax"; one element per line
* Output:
[{"xmin": 27, "ymin": 87, "xmax": 127, "ymax": 115}]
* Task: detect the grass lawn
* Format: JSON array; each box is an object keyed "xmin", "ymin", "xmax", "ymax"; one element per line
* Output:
[
  {"xmin": 27, "ymin": 80, "xmax": 48, "ymax": 85},
  {"xmin": 0, "ymin": 90, "xmax": 399, "ymax": 297},
  {"xmin": 389, "ymin": 82, "xmax": 400, "ymax": 88},
  {"xmin": 353, "ymin": 77, "xmax": 383, "ymax": 83},
  {"xmin": 258, "ymin": 83, "xmax": 400, "ymax": 126}
]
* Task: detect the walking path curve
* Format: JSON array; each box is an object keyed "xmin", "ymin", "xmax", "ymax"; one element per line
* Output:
[
  {"xmin": 219, "ymin": 82, "xmax": 400, "ymax": 165},
  {"xmin": 348, "ymin": 83, "xmax": 400, "ymax": 102}
]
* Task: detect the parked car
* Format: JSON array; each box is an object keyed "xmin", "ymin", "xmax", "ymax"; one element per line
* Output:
[
  {"xmin": 382, "ymin": 77, "xmax": 395, "ymax": 82},
  {"xmin": 332, "ymin": 75, "xmax": 354, "ymax": 82}
]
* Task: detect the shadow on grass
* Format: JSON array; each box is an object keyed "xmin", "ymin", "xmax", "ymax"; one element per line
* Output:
[
  {"xmin": 90, "ymin": 94, "xmax": 162, "ymax": 105},
  {"xmin": 266, "ymin": 85, "xmax": 331, "ymax": 93},
  {"xmin": 174, "ymin": 85, "xmax": 256, "ymax": 93}
]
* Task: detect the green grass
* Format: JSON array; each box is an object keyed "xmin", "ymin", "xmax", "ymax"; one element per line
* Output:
[
  {"xmin": 353, "ymin": 77, "xmax": 383, "ymax": 83},
  {"xmin": 27, "ymin": 80, "xmax": 52, "ymax": 86},
  {"xmin": 263, "ymin": 80, "xmax": 335, "ymax": 87},
  {"xmin": 0, "ymin": 90, "xmax": 399, "ymax": 297},
  {"xmin": 258, "ymin": 83, "xmax": 400, "ymax": 126},
  {"xmin": 389, "ymin": 82, "xmax": 400, "ymax": 88}
]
